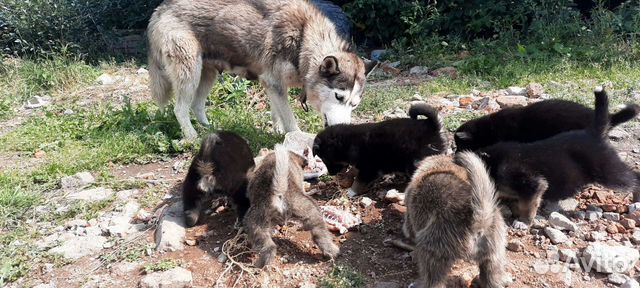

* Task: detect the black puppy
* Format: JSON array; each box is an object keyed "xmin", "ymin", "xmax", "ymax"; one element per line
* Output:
[
  {"xmin": 182, "ymin": 131, "xmax": 255, "ymax": 227},
  {"xmin": 455, "ymin": 96, "xmax": 639, "ymax": 151},
  {"xmin": 313, "ymin": 102, "xmax": 446, "ymax": 196},
  {"xmin": 478, "ymin": 87, "xmax": 640, "ymax": 222}
]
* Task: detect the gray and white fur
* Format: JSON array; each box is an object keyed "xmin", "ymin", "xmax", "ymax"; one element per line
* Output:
[
  {"xmin": 402, "ymin": 152, "xmax": 507, "ymax": 288},
  {"xmin": 147, "ymin": 0, "xmax": 377, "ymax": 139},
  {"xmin": 244, "ymin": 144, "xmax": 339, "ymax": 268}
]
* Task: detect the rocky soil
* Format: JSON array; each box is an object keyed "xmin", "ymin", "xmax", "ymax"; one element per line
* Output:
[{"xmin": 4, "ymin": 66, "xmax": 640, "ymax": 288}]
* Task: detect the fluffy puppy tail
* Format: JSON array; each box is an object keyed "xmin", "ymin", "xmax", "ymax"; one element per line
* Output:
[
  {"xmin": 455, "ymin": 151, "xmax": 500, "ymax": 233},
  {"xmin": 196, "ymin": 133, "xmax": 220, "ymax": 192},
  {"xmin": 610, "ymin": 104, "xmax": 640, "ymax": 128},
  {"xmin": 409, "ymin": 102, "xmax": 442, "ymax": 131},
  {"xmin": 272, "ymin": 144, "xmax": 290, "ymax": 214},
  {"xmin": 590, "ymin": 86, "xmax": 611, "ymax": 138}
]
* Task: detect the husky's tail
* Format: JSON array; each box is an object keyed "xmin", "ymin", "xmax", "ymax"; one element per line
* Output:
[
  {"xmin": 272, "ymin": 144, "xmax": 290, "ymax": 214},
  {"xmin": 590, "ymin": 86, "xmax": 611, "ymax": 138},
  {"xmin": 610, "ymin": 103, "xmax": 640, "ymax": 128},
  {"xmin": 455, "ymin": 151, "xmax": 500, "ymax": 232},
  {"xmin": 195, "ymin": 133, "xmax": 220, "ymax": 192},
  {"xmin": 409, "ymin": 102, "xmax": 442, "ymax": 131}
]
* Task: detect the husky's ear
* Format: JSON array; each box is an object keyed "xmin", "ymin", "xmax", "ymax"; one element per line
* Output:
[
  {"xmin": 455, "ymin": 131, "xmax": 473, "ymax": 140},
  {"xmin": 364, "ymin": 59, "xmax": 380, "ymax": 77},
  {"xmin": 320, "ymin": 56, "xmax": 340, "ymax": 77}
]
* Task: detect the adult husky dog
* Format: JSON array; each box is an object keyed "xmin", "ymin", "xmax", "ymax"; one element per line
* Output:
[{"xmin": 147, "ymin": 0, "xmax": 378, "ymax": 139}]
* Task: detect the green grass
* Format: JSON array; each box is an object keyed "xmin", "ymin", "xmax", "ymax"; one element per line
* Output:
[
  {"xmin": 319, "ymin": 265, "xmax": 366, "ymax": 288},
  {"xmin": 0, "ymin": 57, "xmax": 99, "ymax": 121},
  {"xmin": 143, "ymin": 259, "xmax": 179, "ymax": 273}
]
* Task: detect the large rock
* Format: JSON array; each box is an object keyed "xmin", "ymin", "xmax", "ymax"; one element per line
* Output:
[
  {"xmin": 581, "ymin": 243, "xmax": 640, "ymax": 274},
  {"xmin": 49, "ymin": 235, "xmax": 107, "ymax": 260},
  {"xmin": 25, "ymin": 95, "xmax": 51, "ymax": 109},
  {"xmin": 549, "ymin": 212, "xmax": 578, "ymax": 232},
  {"xmin": 544, "ymin": 227, "xmax": 569, "ymax": 244},
  {"xmin": 139, "ymin": 267, "xmax": 192, "ymax": 288},
  {"xmin": 60, "ymin": 172, "xmax": 95, "ymax": 190},
  {"xmin": 526, "ymin": 83, "xmax": 544, "ymax": 98},
  {"xmin": 66, "ymin": 187, "xmax": 113, "ymax": 202},
  {"xmin": 409, "ymin": 66, "xmax": 429, "ymax": 75},
  {"xmin": 496, "ymin": 96, "xmax": 528, "ymax": 108},
  {"xmin": 506, "ymin": 86, "xmax": 527, "ymax": 96},
  {"xmin": 96, "ymin": 73, "xmax": 116, "ymax": 85},
  {"xmin": 155, "ymin": 202, "xmax": 186, "ymax": 252}
]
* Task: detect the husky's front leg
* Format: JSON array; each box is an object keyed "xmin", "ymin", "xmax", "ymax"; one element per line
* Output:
[{"xmin": 262, "ymin": 77, "xmax": 300, "ymax": 133}]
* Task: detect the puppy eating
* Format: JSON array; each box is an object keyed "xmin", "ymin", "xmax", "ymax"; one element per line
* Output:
[
  {"xmin": 313, "ymin": 102, "xmax": 446, "ymax": 196},
  {"xmin": 478, "ymin": 87, "xmax": 640, "ymax": 222},
  {"xmin": 244, "ymin": 145, "xmax": 339, "ymax": 268},
  {"xmin": 182, "ymin": 132, "xmax": 255, "ymax": 227},
  {"xmin": 403, "ymin": 152, "xmax": 507, "ymax": 288},
  {"xmin": 455, "ymin": 95, "xmax": 639, "ymax": 151}
]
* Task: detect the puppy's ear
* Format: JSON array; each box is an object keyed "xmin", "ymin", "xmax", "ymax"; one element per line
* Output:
[
  {"xmin": 364, "ymin": 59, "xmax": 380, "ymax": 77},
  {"xmin": 455, "ymin": 131, "xmax": 473, "ymax": 140},
  {"xmin": 320, "ymin": 56, "xmax": 340, "ymax": 77}
]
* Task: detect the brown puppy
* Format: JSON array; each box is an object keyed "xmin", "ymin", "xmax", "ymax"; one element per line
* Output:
[
  {"xmin": 403, "ymin": 152, "xmax": 507, "ymax": 288},
  {"xmin": 244, "ymin": 145, "xmax": 339, "ymax": 268}
]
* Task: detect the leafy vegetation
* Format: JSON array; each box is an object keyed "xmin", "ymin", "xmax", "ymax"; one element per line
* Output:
[
  {"xmin": 143, "ymin": 259, "xmax": 180, "ymax": 273},
  {"xmin": 319, "ymin": 265, "xmax": 366, "ymax": 288}
]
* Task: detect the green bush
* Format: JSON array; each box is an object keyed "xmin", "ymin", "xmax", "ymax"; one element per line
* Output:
[{"xmin": 0, "ymin": 0, "xmax": 162, "ymax": 58}]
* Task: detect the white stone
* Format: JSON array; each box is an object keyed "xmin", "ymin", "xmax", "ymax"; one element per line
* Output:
[
  {"xmin": 155, "ymin": 202, "xmax": 186, "ymax": 252},
  {"xmin": 122, "ymin": 201, "xmax": 140, "ymax": 218},
  {"xmin": 136, "ymin": 68, "xmax": 148, "ymax": 75},
  {"xmin": 96, "ymin": 73, "xmax": 116, "ymax": 85},
  {"xmin": 506, "ymin": 86, "xmax": 527, "ymax": 95},
  {"xmin": 586, "ymin": 211, "xmax": 602, "ymax": 221},
  {"xmin": 139, "ymin": 267, "xmax": 192, "ymax": 288},
  {"xmin": 409, "ymin": 66, "xmax": 429, "ymax": 75},
  {"xmin": 66, "ymin": 187, "xmax": 113, "ymax": 202},
  {"xmin": 632, "ymin": 228, "xmax": 640, "ymax": 244},
  {"xmin": 559, "ymin": 249, "xmax": 577, "ymax": 262},
  {"xmin": 49, "ymin": 235, "xmax": 107, "ymax": 260},
  {"xmin": 581, "ymin": 243, "xmax": 640, "ymax": 274},
  {"xmin": 603, "ymin": 212, "xmax": 621, "ymax": 221},
  {"xmin": 549, "ymin": 212, "xmax": 578, "ymax": 232},
  {"xmin": 25, "ymin": 95, "xmax": 51, "ymax": 109},
  {"xmin": 512, "ymin": 220, "xmax": 529, "ymax": 230},
  {"xmin": 622, "ymin": 279, "xmax": 640, "ymax": 288},
  {"xmin": 544, "ymin": 227, "xmax": 568, "ymax": 244},
  {"xmin": 496, "ymin": 96, "xmax": 528, "ymax": 108},
  {"xmin": 360, "ymin": 197, "xmax": 373, "ymax": 208},
  {"xmin": 60, "ymin": 172, "xmax": 95, "ymax": 190},
  {"xmin": 608, "ymin": 273, "xmax": 630, "ymax": 285},
  {"xmin": 116, "ymin": 189, "xmax": 139, "ymax": 201}
]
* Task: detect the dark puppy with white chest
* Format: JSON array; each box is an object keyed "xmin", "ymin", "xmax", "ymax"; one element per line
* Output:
[
  {"xmin": 182, "ymin": 131, "xmax": 255, "ymax": 227},
  {"xmin": 478, "ymin": 87, "xmax": 640, "ymax": 222},
  {"xmin": 313, "ymin": 102, "xmax": 446, "ymax": 196},
  {"xmin": 455, "ymin": 96, "xmax": 639, "ymax": 151}
]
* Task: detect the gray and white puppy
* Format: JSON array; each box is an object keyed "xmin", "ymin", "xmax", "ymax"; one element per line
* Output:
[
  {"xmin": 403, "ymin": 152, "xmax": 507, "ymax": 288},
  {"xmin": 244, "ymin": 145, "xmax": 339, "ymax": 268}
]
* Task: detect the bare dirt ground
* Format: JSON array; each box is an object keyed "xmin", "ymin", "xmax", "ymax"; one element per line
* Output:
[{"xmin": 6, "ymin": 70, "xmax": 640, "ymax": 288}]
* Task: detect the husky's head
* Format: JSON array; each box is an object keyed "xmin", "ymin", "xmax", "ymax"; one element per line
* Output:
[{"xmin": 304, "ymin": 53, "xmax": 378, "ymax": 127}]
